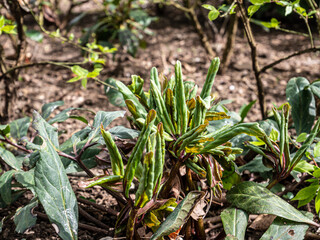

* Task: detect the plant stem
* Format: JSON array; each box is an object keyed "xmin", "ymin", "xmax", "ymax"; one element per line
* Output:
[
  {"xmin": 237, "ymin": 0, "xmax": 266, "ymax": 119},
  {"xmin": 266, "ymin": 178, "xmax": 279, "ymax": 190},
  {"xmin": 126, "ymin": 205, "xmax": 138, "ymax": 240}
]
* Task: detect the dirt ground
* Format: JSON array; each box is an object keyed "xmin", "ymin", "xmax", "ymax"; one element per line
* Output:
[{"xmin": 1, "ymin": 2, "xmax": 320, "ymax": 239}]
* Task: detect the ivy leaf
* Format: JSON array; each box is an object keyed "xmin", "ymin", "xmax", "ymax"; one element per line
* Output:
[{"xmin": 227, "ymin": 181, "xmax": 318, "ymax": 226}]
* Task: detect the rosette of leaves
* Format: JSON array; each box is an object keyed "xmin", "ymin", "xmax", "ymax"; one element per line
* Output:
[
  {"xmin": 115, "ymin": 58, "xmax": 272, "ymax": 197},
  {"xmin": 246, "ymin": 103, "xmax": 320, "ymax": 189}
]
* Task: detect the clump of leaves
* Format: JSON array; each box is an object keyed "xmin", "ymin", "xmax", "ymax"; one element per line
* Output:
[{"xmin": 81, "ymin": 0, "xmax": 157, "ymax": 57}]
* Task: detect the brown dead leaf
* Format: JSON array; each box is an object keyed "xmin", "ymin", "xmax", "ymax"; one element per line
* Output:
[{"xmin": 249, "ymin": 214, "xmax": 276, "ymax": 231}]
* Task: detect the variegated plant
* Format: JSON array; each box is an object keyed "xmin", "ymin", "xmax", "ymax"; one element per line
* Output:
[{"xmin": 85, "ymin": 58, "xmax": 273, "ymax": 239}]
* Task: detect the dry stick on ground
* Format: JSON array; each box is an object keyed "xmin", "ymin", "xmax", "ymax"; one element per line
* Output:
[
  {"xmin": 35, "ymin": 211, "xmax": 110, "ymax": 235},
  {"xmin": 78, "ymin": 206, "xmax": 110, "ymax": 230},
  {"xmin": 77, "ymin": 197, "xmax": 119, "ymax": 216},
  {"xmin": 237, "ymin": 0, "xmax": 266, "ymax": 119}
]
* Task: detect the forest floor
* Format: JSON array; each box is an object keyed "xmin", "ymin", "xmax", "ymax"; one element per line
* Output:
[{"xmin": 1, "ymin": 2, "xmax": 320, "ymax": 239}]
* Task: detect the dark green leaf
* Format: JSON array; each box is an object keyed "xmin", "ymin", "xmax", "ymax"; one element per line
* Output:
[
  {"xmin": 286, "ymin": 77, "xmax": 315, "ymax": 134},
  {"xmin": 221, "ymin": 207, "xmax": 248, "ymax": 240},
  {"xmin": 14, "ymin": 199, "xmax": 38, "ymax": 233},
  {"xmin": 260, "ymin": 211, "xmax": 313, "ymax": 240},
  {"xmin": 0, "ymin": 124, "xmax": 10, "ymax": 136},
  {"xmin": 104, "ymin": 78, "xmax": 126, "ymax": 107},
  {"xmin": 41, "ymin": 101, "xmax": 64, "ymax": 120},
  {"xmin": 9, "ymin": 117, "xmax": 31, "ymax": 139},
  {"xmin": 310, "ymin": 81, "xmax": 320, "ymax": 98},
  {"xmin": 239, "ymin": 100, "xmax": 256, "ymax": 123},
  {"xmin": 227, "ymin": 181, "xmax": 317, "ymax": 226},
  {"xmin": 33, "ymin": 113, "xmax": 78, "ymax": 240},
  {"xmin": 0, "ymin": 170, "xmax": 15, "ymax": 205},
  {"xmin": 151, "ymin": 191, "xmax": 204, "ymax": 240}
]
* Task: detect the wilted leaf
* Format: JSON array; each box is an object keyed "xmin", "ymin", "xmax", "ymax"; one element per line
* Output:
[
  {"xmin": 151, "ymin": 191, "xmax": 204, "ymax": 240},
  {"xmin": 227, "ymin": 182, "xmax": 318, "ymax": 226},
  {"xmin": 221, "ymin": 207, "xmax": 248, "ymax": 240}
]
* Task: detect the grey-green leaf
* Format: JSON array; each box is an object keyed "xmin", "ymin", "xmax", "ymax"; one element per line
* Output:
[
  {"xmin": 41, "ymin": 101, "xmax": 64, "ymax": 120},
  {"xmin": 109, "ymin": 126, "xmax": 140, "ymax": 139},
  {"xmin": 9, "ymin": 117, "xmax": 31, "ymax": 139},
  {"xmin": 32, "ymin": 111, "xmax": 59, "ymax": 148},
  {"xmin": 151, "ymin": 191, "xmax": 204, "ymax": 240},
  {"xmin": 33, "ymin": 114, "xmax": 78, "ymax": 240},
  {"xmin": 221, "ymin": 207, "xmax": 248, "ymax": 240},
  {"xmin": 14, "ymin": 199, "xmax": 38, "ymax": 233},
  {"xmin": 0, "ymin": 147, "xmax": 22, "ymax": 170},
  {"xmin": 260, "ymin": 211, "xmax": 313, "ymax": 240},
  {"xmin": 15, "ymin": 170, "xmax": 36, "ymax": 195},
  {"xmin": 286, "ymin": 77, "xmax": 315, "ymax": 134},
  {"xmin": 227, "ymin": 182, "xmax": 318, "ymax": 227},
  {"xmin": 0, "ymin": 170, "xmax": 15, "ymax": 205}
]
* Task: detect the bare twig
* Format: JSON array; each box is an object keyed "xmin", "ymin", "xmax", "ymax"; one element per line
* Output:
[
  {"xmin": 35, "ymin": 211, "xmax": 110, "ymax": 235},
  {"xmin": 77, "ymin": 197, "xmax": 118, "ymax": 216},
  {"xmin": 237, "ymin": 0, "xmax": 266, "ymax": 119},
  {"xmin": 78, "ymin": 206, "xmax": 110, "ymax": 229},
  {"xmin": 259, "ymin": 47, "xmax": 320, "ymax": 74}
]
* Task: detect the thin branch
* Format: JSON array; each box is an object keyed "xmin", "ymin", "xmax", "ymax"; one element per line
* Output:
[
  {"xmin": 259, "ymin": 47, "xmax": 320, "ymax": 74},
  {"xmin": 77, "ymin": 197, "xmax": 118, "ymax": 216},
  {"xmin": 78, "ymin": 206, "xmax": 110, "ymax": 229},
  {"xmin": 35, "ymin": 211, "xmax": 110, "ymax": 235}
]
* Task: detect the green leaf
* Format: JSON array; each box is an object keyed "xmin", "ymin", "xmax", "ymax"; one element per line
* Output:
[
  {"xmin": 208, "ymin": 10, "xmax": 220, "ymax": 21},
  {"xmin": 15, "ymin": 170, "xmax": 36, "ymax": 195},
  {"xmin": 26, "ymin": 30, "xmax": 43, "ymax": 42},
  {"xmin": 226, "ymin": 181, "xmax": 318, "ymax": 226},
  {"xmin": 109, "ymin": 126, "xmax": 139, "ymax": 139},
  {"xmin": 313, "ymin": 168, "xmax": 320, "ymax": 178},
  {"xmin": 293, "ymin": 160, "xmax": 315, "ymax": 174},
  {"xmin": 71, "ymin": 65, "xmax": 89, "ymax": 78},
  {"xmin": 269, "ymin": 128, "xmax": 279, "ymax": 141},
  {"xmin": 41, "ymin": 101, "xmax": 64, "ymax": 120},
  {"xmin": 260, "ymin": 211, "xmax": 313, "ymax": 240},
  {"xmin": 292, "ymin": 185, "xmax": 319, "ymax": 201},
  {"xmin": 14, "ymin": 199, "xmax": 38, "ymax": 233},
  {"xmin": 85, "ymin": 175, "xmax": 123, "ymax": 188},
  {"xmin": 104, "ymin": 78, "xmax": 126, "ymax": 107},
  {"xmin": 250, "ymin": 0, "xmax": 269, "ymax": 5},
  {"xmin": 95, "ymin": 111, "xmax": 125, "ymax": 129},
  {"xmin": 285, "ymin": 5, "xmax": 293, "ymax": 16},
  {"xmin": 0, "ymin": 170, "xmax": 15, "ymax": 205},
  {"xmin": 9, "ymin": 117, "xmax": 31, "ymax": 139},
  {"xmin": 0, "ymin": 147, "xmax": 22, "ymax": 170},
  {"xmin": 314, "ymin": 141, "xmax": 320, "ymax": 158},
  {"xmin": 239, "ymin": 100, "xmax": 256, "ymax": 123},
  {"xmin": 32, "ymin": 111, "xmax": 59, "ymax": 148},
  {"xmin": 151, "ymin": 191, "xmax": 204, "ymax": 240},
  {"xmin": 221, "ymin": 207, "xmax": 248, "ymax": 240},
  {"xmin": 202, "ymin": 4, "xmax": 216, "ymax": 11},
  {"xmin": 248, "ymin": 5, "xmax": 260, "ymax": 16},
  {"xmin": 315, "ymin": 192, "xmax": 320, "ymax": 213},
  {"xmin": 310, "ymin": 81, "xmax": 320, "ymax": 99},
  {"xmin": 286, "ymin": 77, "xmax": 315, "ymax": 135},
  {"xmin": 33, "ymin": 112, "xmax": 78, "ymax": 240},
  {"xmin": 296, "ymin": 133, "xmax": 307, "ymax": 142},
  {"xmin": 0, "ymin": 124, "xmax": 10, "ymax": 136}
]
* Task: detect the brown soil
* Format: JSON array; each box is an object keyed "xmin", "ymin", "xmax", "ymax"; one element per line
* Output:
[{"xmin": 1, "ymin": 2, "xmax": 320, "ymax": 240}]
